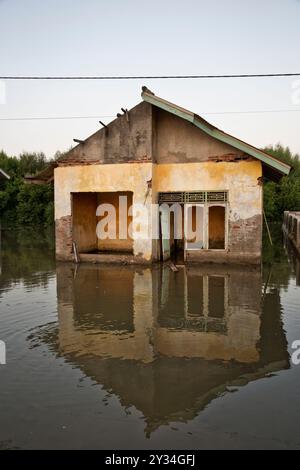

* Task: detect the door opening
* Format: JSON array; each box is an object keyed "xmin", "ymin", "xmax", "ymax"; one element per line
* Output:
[
  {"xmin": 208, "ymin": 206, "xmax": 225, "ymax": 249},
  {"xmin": 159, "ymin": 204, "xmax": 184, "ymax": 263}
]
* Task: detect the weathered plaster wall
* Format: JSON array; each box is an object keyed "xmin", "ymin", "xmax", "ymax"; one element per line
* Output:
[
  {"xmin": 62, "ymin": 101, "xmax": 153, "ymax": 164},
  {"xmin": 54, "ymin": 163, "xmax": 153, "ymax": 261},
  {"xmin": 153, "ymin": 108, "xmax": 244, "ymax": 163},
  {"xmin": 152, "ymin": 160, "xmax": 262, "ymax": 263}
]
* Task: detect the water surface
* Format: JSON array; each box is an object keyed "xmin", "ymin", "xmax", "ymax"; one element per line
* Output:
[{"xmin": 0, "ymin": 228, "xmax": 300, "ymax": 449}]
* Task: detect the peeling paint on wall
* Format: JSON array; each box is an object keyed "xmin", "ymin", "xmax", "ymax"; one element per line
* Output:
[{"xmin": 55, "ymin": 159, "xmax": 262, "ymax": 263}]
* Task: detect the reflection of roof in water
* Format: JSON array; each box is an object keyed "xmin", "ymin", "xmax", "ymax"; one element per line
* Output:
[
  {"xmin": 63, "ymin": 353, "xmax": 289, "ymax": 437},
  {"xmin": 29, "ymin": 263, "xmax": 290, "ymax": 437}
]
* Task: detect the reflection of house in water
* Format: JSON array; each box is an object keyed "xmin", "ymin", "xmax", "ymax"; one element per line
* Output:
[
  {"xmin": 156, "ymin": 267, "xmax": 262, "ymax": 363},
  {"xmin": 41, "ymin": 263, "xmax": 289, "ymax": 436}
]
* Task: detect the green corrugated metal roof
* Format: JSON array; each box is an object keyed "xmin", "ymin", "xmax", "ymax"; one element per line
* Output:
[{"xmin": 142, "ymin": 89, "xmax": 291, "ymax": 177}]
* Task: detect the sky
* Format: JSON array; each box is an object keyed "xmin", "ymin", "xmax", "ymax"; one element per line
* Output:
[{"xmin": 0, "ymin": 0, "xmax": 300, "ymax": 159}]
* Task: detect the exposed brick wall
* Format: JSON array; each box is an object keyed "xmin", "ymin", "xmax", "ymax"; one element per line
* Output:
[
  {"xmin": 55, "ymin": 215, "xmax": 73, "ymax": 260},
  {"xmin": 229, "ymin": 214, "xmax": 262, "ymax": 255}
]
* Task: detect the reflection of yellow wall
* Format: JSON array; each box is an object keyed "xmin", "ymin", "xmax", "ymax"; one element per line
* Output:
[
  {"xmin": 155, "ymin": 311, "xmax": 260, "ymax": 363},
  {"xmin": 58, "ymin": 269, "xmax": 155, "ymax": 363},
  {"xmin": 57, "ymin": 265, "xmax": 261, "ymax": 364}
]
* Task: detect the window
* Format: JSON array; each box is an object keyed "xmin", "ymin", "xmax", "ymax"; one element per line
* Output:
[
  {"xmin": 184, "ymin": 202, "xmax": 227, "ymax": 251},
  {"xmin": 158, "ymin": 191, "xmax": 228, "ymax": 251}
]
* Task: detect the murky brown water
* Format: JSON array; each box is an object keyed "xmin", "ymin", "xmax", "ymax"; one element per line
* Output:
[{"xmin": 1, "ymin": 228, "xmax": 300, "ymax": 449}]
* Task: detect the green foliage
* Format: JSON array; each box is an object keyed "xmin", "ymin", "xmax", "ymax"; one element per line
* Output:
[
  {"xmin": 263, "ymin": 144, "xmax": 300, "ymax": 174},
  {"xmin": 0, "ymin": 150, "xmax": 54, "ymax": 228},
  {"xmin": 0, "ymin": 150, "xmax": 47, "ymax": 178},
  {"xmin": 263, "ymin": 144, "xmax": 300, "ymax": 222},
  {"xmin": 16, "ymin": 183, "xmax": 54, "ymax": 226}
]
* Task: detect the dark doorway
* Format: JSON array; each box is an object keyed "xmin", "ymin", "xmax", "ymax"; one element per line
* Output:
[{"xmin": 208, "ymin": 206, "xmax": 225, "ymax": 249}]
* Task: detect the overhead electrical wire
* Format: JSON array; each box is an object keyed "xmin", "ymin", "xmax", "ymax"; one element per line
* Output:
[
  {"xmin": 1, "ymin": 72, "xmax": 299, "ymax": 121},
  {"xmin": 0, "ymin": 108, "xmax": 300, "ymax": 121},
  {"xmin": 1, "ymin": 73, "xmax": 300, "ymax": 80}
]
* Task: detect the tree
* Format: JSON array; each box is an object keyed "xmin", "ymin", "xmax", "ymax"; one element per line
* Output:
[
  {"xmin": 263, "ymin": 144, "xmax": 300, "ymax": 222},
  {"xmin": 0, "ymin": 150, "xmax": 54, "ymax": 227}
]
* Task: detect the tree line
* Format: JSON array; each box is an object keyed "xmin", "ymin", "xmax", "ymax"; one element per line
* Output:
[
  {"xmin": 0, "ymin": 151, "xmax": 54, "ymax": 227},
  {"xmin": 262, "ymin": 144, "xmax": 300, "ymax": 221},
  {"xmin": 0, "ymin": 144, "xmax": 299, "ymax": 228}
]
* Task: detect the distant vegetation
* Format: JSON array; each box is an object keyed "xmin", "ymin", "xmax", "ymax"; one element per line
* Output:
[
  {"xmin": 0, "ymin": 151, "xmax": 54, "ymax": 228},
  {"xmin": 263, "ymin": 144, "xmax": 300, "ymax": 221},
  {"xmin": 0, "ymin": 144, "xmax": 299, "ymax": 228}
]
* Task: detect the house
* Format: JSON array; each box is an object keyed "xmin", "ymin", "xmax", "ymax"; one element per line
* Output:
[{"xmin": 48, "ymin": 87, "xmax": 291, "ymax": 264}]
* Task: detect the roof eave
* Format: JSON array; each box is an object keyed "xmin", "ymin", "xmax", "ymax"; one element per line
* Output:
[{"xmin": 142, "ymin": 91, "xmax": 291, "ymax": 178}]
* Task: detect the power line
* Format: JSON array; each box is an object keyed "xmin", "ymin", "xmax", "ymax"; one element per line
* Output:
[
  {"xmin": 0, "ymin": 115, "xmax": 115, "ymax": 121},
  {"xmin": 1, "ymin": 109, "xmax": 300, "ymax": 121},
  {"xmin": 207, "ymin": 108, "xmax": 300, "ymax": 115},
  {"xmin": 1, "ymin": 73, "xmax": 300, "ymax": 80}
]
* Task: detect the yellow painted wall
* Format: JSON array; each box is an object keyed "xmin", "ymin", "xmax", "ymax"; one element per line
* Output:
[
  {"xmin": 55, "ymin": 160, "xmax": 262, "ymax": 261},
  {"xmin": 152, "ymin": 161, "xmax": 262, "ymax": 220},
  {"xmin": 151, "ymin": 160, "xmax": 262, "ymax": 259},
  {"xmin": 54, "ymin": 163, "xmax": 153, "ymax": 260}
]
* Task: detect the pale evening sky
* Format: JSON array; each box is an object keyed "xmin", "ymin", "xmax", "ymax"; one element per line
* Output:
[{"xmin": 0, "ymin": 0, "xmax": 300, "ymax": 158}]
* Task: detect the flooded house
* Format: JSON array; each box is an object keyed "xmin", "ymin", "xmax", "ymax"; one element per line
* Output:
[{"xmin": 38, "ymin": 88, "xmax": 291, "ymax": 264}]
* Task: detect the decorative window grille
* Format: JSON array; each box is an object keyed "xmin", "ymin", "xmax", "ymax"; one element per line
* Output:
[
  {"xmin": 158, "ymin": 191, "xmax": 228, "ymax": 204},
  {"xmin": 158, "ymin": 192, "xmax": 185, "ymax": 203},
  {"xmin": 185, "ymin": 192, "xmax": 206, "ymax": 203},
  {"xmin": 206, "ymin": 191, "xmax": 228, "ymax": 203}
]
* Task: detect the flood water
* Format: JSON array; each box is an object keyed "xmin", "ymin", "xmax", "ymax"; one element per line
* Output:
[{"xmin": 1, "ymin": 228, "xmax": 300, "ymax": 449}]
